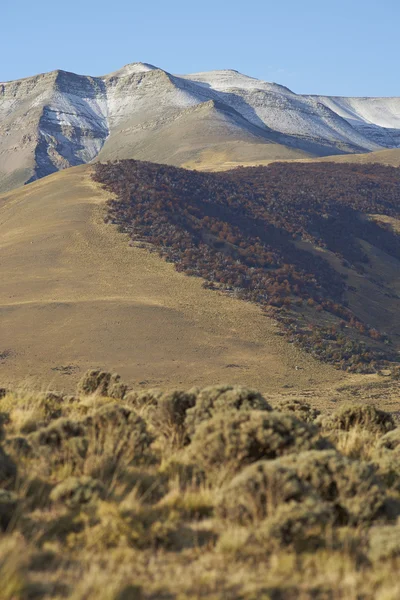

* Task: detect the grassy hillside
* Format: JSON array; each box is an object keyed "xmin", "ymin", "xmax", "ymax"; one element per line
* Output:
[
  {"xmin": 94, "ymin": 160, "xmax": 400, "ymax": 374},
  {"xmin": 308, "ymin": 149, "xmax": 400, "ymax": 168},
  {"xmin": 197, "ymin": 149, "xmax": 400, "ymax": 172},
  {"xmin": 0, "ymin": 166, "xmax": 340, "ymax": 392},
  {"xmin": 1, "ymin": 372, "xmax": 400, "ymax": 599}
]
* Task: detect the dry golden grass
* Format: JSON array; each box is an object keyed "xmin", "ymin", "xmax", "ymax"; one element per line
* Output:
[
  {"xmin": 190, "ymin": 148, "xmax": 400, "ymax": 172},
  {"xmin": 0, "ymin": 373, "xmax": 400, "ymax": 599}
]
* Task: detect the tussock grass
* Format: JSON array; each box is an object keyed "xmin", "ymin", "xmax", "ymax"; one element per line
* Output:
[{"xmin": 0, "ymin": 371, "xmax": 400, "ymax": 598}]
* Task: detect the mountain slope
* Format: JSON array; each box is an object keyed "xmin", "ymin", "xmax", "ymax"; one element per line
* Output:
[
  {"xmin": 0, "ymin": 165, "xmax": 340, "ymax": 391},
  {"xmin": 0, "ymin": 70, "xmax": 108, "ymax": 192},
  {"xmin": 94, "ymin": 159, "xmax": 400, "ymax": 373},
  {"xmin": 305, "ymin": 148, "xmax": 400, "ymax": 167},
  {"xmin": 2, "ymin": 63, "xmax": 400, "ymax": 191}
]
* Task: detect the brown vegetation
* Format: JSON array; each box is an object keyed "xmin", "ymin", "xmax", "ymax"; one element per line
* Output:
[{"xmin": 93, "ymin": 160, "xmax": 400, "ymax": 373}]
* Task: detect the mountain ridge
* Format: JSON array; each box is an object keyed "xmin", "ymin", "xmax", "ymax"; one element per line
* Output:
[{"xmin": 1, "ymin": 62, "xmax": 400, "ymax": 192}]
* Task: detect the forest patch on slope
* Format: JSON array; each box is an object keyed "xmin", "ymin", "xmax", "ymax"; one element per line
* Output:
[{"xmin": 94, "ymin": 161, "xmax": 400, "ymax": 373}]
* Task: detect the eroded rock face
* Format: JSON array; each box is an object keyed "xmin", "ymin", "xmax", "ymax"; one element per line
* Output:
[
  {"xmin": 0, "ymin": 70, "xmax": 108, "ymax": 191},
  {"xmin": 2, "ymin": 62, "xmax": 400, "ymax": 192}
]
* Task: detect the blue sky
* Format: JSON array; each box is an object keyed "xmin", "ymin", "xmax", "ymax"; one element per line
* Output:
[{"xmin": 2, "ymin": 0, "xmax": 399, "ymax": 96}]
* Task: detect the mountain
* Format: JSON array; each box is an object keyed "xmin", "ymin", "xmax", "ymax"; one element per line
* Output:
[{"xmin": 1, "ymin": 62, "xmax": 400, "ymax": 192}]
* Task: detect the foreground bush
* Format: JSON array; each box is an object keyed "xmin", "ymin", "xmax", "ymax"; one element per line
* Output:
[
  {"xmin": 278, "ymin": 450, "xmax": 391, "ymax": 524},
  {"xmin": 0, "ymin": 374, "xmax": 400, "ymax": 599},
  {"xmin": 184, "ymin": 385, "xmax": 272, "ymax": 438},
  {"xmin": 188, "ymin": 411, "xmax": 332, "ymax": 477},
  {"xmin": 319, "ymin": 403, "xmax": 396, "ymax": 434},
  {"xmin": 216, "ymin": 460, "xmax": 314, "ymax": 523}
]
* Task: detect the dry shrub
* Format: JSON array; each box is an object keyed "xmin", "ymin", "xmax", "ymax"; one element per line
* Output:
[
  {"xmin": 274, "ymin": 398, "xmax": 321, "ymax": 423},
  {"xmin": 30, "ymin": 418, "xmax": 86, "ymax": 449},
  {"xmin": 50, "ymin": 476, "xmax": 105, "ymax": 508},
  {"xmin": 188, "ymin": 411, "xmax": 331, "ymax": 478},
  {"xmin": 27, "ymin": 406, "xmax": 154, "ymax": 480},
  {"xmin": 159, "ymin": 486, "xmax": 214, "ymax": 520},
  {"xmin": 124, "ymin": 389, "xmax": 164, "ymax": 408},
  {"xmin": 144, "ymin": 390, "xmax": 197, "ymax": 446},
  {"xmin": 330, "ymin": 426, "xmax": 380, "ymax": 461},
  {"xmin": 0, "ymin": 391, "xmax": 65, "ymax": 435},
  {"xmin": 108, "ymin": 380, "xmax": 128, "ymax": 401},
  {"xmin": 77, "ymin": 370, "xmax": 127, "ymax": 399},
  {"xmin": 368, "ymin": 523, "xmax": 400, "ymax": 562},
  {"xmin": 279, "ymin": 450, "xmax": 391, "ymax": 524},
  {"xmin": 319, "ymin": 403, "xmax": 395, "ymax": 434},
  {"xmin": 377, "ymin": 428, "xmax": 400, "ymax": 451},
  {"xmin": 3, "ymin": 436, "xmax": 33, "ymax": 459},
  {"xmin": 83, "ymin": 405, "xmax": 153, "ymax": 466},
  {"xmin": 125, "ymin": 385, "xmax": 271, "ymax": 446},
  {"xmin": 67, "ymin": 564, "xmax": 142, "ymax": 600},
  {"xmin": 28, "ymin": 418, "xmax": 88, "ymax": 473},
  {"xmin": 370, "ymin": 449, "xmax": 400, "ymax": 491},
  {"xmin": 0, "ymin": 489, "xmax": 18, "ymax": 530},
  {"xmin": 0, "ymin": 446, "xmax": 16, "ymax": 487},
  {"xmin": 159, "ymin": 459, "xmax": 205, "ymax": 489},
  {"xmin": 0, "ymin": 534, "xmax": 30, "ymax": 599},
  {"xmin": 79, "ymin": 501, "xmax": 184, "ymax": 552},
  {"xmin": 216, "ymin": 460, "xmax": 313, "ymax": 523},
  {"xmin": 0, "ymin": 413, "xmax": 9, "ymax": 441},
  {"xmin": 185, "ymin": 385, "xmax": 272, "ymax": 438},
  {"xmin": 114, "ymin": 468, "xmax": 167, "ymax": 505},
  {"xmin": 370, "ymin": 428, "xmax": 400, "ymax": 491},
  {"xmin": 259, "ymin": 498, "xmax": 334, "ymax": 549}
]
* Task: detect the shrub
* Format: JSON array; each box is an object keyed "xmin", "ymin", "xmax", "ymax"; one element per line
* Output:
[
  {"xmin": 143, "ymin": 390, "xmax": 197, "ymax": 446},
  {"xmin": 159, "ymin": 459, "xmax": 205, "ymax": 489},
  {"xmin": 368, "ymin": 524, "xmax": 400, "ymax": 561},
  {"xmin": 3, "ymin": 437, "xmax": 32, "ymax": 459},
  {"xmin": 372, "ymin": 430, "xmax": 400, "ymax": 490},
  {"xmin": 217, "ymin": 460, "xmax": 313, "ymax": 523},
  {"xmin": 184, "ymin": 385, "xmax": 272, "ymax": 438},
  {"xmin": 124, "ymin": 389, "xmax": 164, "ymax": 408},
  {"xmin": 83, "ymin": 405, "xmax": 154, "ymax": 476},
  {"xmin": 370, "ymin": 448, "xmax": 400, "ymax": 491},
  {"xmin": 319, "ymin": 403, "xmax": 395, "ymax": 434},
  {"xmin": 108, "ymin": 381, "xmax": 128, "ymax": 400},
  {"xmin": 376, "ymin": 428, "xmax": 400, "ymax": 451},
  {"xmin": 50, "ymin": 476, "xmax": 105, "ymax": 508},
  {"xmin": 279, "ymin": 450, "xmax": 390, "ymax": 524},
  {"xmin": 259, "ymin": 498, "xmax": 334, "ymax": 550},
  {"xmin": 274, "ymin": 398, "xmax": 321, "ymax": 423},
  {"xmin": 77, "ymin": 370, "xmax": 124, "ymax": 397},
  {"xmin": 0, "ymin": 490, "xmax": 18, "ymax": 530},
  {"xmin": 188, "ymin": 411, "xmax": 331, "ymax": 477},
  {"xmin": 0, "ymin": 448, "xmax": 16, "ymax": 487},
  {"xmin": 84, "ymin": 405, "xmax": 153, "ymax": 456},
  {"xmin": 29, "ymin": 418, "xmax": 86, "ymax": 449},
  {"xmin": 0, "ymin": 413, "xmax": 9, "ymax": 441}
]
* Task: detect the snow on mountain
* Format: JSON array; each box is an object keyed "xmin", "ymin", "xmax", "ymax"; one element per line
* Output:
[
  {"xmin": 314, "ymin": 96, "xmax": 400, "ymax": 148},
  {"xmin": 32, "ymin": 71, "xmax": 109, "ymax": 180},
  {"xmin": 1, "ymin": 62, "xmax": 400, "ymax": 192},
  {"xmin": 182, "ymin": 70, "xmax": 386, "ymax": 152}
]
